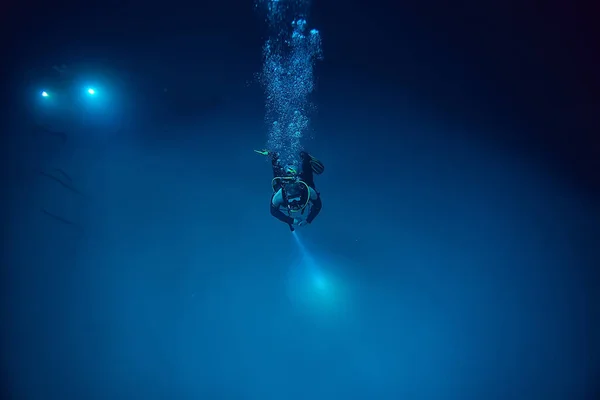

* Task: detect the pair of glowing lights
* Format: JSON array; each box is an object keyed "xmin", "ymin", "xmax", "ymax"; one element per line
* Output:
[{"xmin": 41, "ymin": 88, "xmax": 96, "ymax": 97}]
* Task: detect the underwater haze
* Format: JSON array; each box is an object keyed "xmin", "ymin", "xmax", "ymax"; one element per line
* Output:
[{"xmin": 2, "ymin": 1, "xmax": 598, "ymax": 399}]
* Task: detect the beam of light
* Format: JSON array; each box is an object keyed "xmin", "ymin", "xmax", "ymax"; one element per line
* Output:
[
  {"xmin": 287, "ymin": 232, "xmax": 350, "ymax": 317},
  {"xmin": 293, "ymin": 233, "xmax": 327, "ymax": 293}
]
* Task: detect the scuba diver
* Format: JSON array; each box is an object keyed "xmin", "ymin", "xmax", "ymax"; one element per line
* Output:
[{"xmin": 255, "ymin": 149, "xmax": 325, "ymax": 231}]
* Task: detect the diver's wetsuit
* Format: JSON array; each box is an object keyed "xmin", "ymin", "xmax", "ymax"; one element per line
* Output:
[{"xmin": 270, "ymin": 151, "xmax": 323, "ymax": 227}]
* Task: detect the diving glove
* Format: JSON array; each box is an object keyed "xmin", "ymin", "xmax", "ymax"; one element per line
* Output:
[{"xmin": 294, "ymin": 219, "xmax": 308, "ymax": 227}]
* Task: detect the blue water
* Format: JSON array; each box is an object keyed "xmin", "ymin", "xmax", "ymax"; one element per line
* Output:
[{"xmin": 2, "ymin": 1, "xmax": 598, "ymax": 399}]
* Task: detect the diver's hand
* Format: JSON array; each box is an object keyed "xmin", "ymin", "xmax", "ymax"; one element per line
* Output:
[{"xmin": 294, "ymin": 219, "xmax": 308, "ymax": 227}]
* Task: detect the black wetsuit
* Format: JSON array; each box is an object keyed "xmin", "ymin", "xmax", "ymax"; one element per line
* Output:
[{"xmin": 270, "ymin": 151, "xmax": 323, "ymax": 227}]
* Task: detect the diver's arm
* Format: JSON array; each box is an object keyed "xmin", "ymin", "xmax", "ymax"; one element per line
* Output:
[
  {"xmin": 306, "ymin": 188, "xmax": 322, "ymax": 223},
  {"xmin": 270, "ymin": 204, "xmax": 295, "ymax": 225},
  {"xmin": 271, "ymin": 189, "xmax": 295, "ymax": 225}
]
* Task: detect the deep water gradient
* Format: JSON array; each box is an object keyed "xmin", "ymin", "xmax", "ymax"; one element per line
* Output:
[
  {"xmin": 1, "ymin": 2, "xmax": 598, "ymax": 400},
  {"xmin": 3, "ymin": 77, "xmax": 597, "ymax": 399}
]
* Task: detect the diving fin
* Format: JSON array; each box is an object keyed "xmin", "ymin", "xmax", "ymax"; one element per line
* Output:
[{"xmin": 309, "ymin": 155, "xmax": 325, "ymax": 175}]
